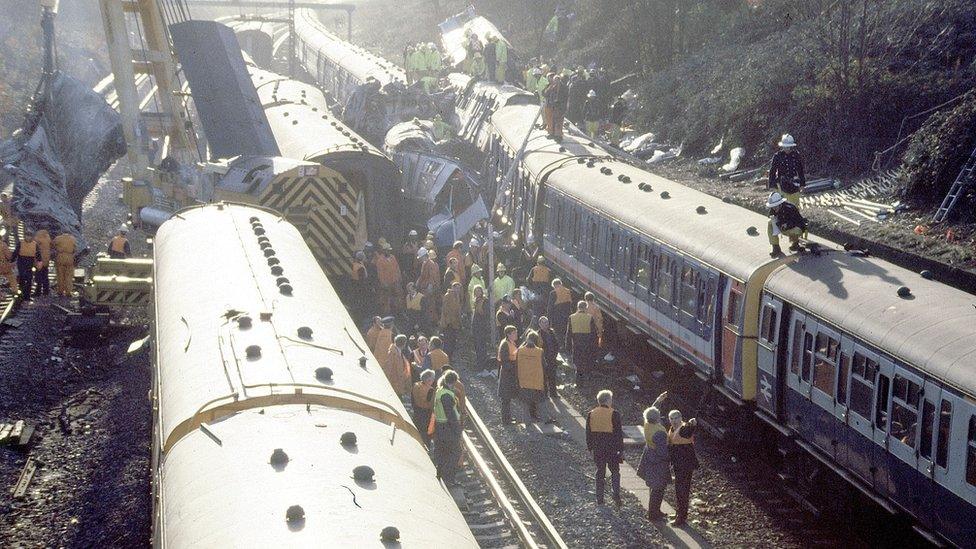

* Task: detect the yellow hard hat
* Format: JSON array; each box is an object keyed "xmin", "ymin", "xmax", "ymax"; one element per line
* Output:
[{"xmin": 496, "ymin": 263, "xmax": 506, "ymax": 272}]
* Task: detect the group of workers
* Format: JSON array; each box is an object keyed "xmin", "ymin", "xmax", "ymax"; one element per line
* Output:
[
  {"xmin": 461, "ymin": 30, "xmax": 510, "ymax": 84},
  {"xmin": 0, "ymin": 192, "xmax": 83, "ymax": 301},
  {"xmin": 585, "ymin": 389, "xmax": 700, "ymax": 526},
  {"xmin": 523, "ymin": 62, "xmax": 634, "ymax": 142},
  {"xmin": 0, "ymin": 192, "xmax": 134, "ymax": 302},
  {"xmin": 350, "ymin": 227, "xmax": 705, "ymax": 524},
  {"xmin": 404, "ymin": 42, "xmax": 443, "ymax": 93}
]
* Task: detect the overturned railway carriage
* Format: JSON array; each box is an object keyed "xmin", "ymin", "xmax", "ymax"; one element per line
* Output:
[
  {"xmin": 247, "ymin": 63, "xmax": 402, "ymax": 242},
  {"xmin": 151, "ymin": 203, "xmax": 477, "ymax": 547},
  {"xmin": 459, "ymin": 79, "xmax": 976, "ymax": 545}
]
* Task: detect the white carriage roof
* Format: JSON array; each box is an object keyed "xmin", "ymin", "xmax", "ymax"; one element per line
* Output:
[
  {"xmin": 154, "ymin": 204, "xmax": 415, "ymax": 452},
  {"xmin": 295, "ymin": 8, "xmax": 405, "ymax": 87},
  {"xmin": 491, "ymin": 104, "xmax": 798, "ymax": 279},
  {"xmin": 765, "ymin": 252, "xmax": 976, "ymax": 391},
  {"xmin": 161, "ymin": 405, "xmax": 478, "ymax": 548}
]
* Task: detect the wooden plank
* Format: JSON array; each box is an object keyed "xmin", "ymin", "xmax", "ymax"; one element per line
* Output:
[
  {"xmin": 0, "ymin": 423, "xmax": 13, "ymax": 444},
  {"xmin": 12, "ymin": 458, "xmax": 37, "ymax": 498},
  {"xmin": 16, "ymin": 424, "xmax": 35, "ymax": 447},
  {"xmin": 9, "ymin": 420, "xmax": 24, "ymax": 440}
]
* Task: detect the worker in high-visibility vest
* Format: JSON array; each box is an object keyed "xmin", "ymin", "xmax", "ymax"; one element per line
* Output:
[
  {"xmin": 566, "ymin": 300, "xmax": 597, "ymax": 380},
  {"xmin": 423, "ymin": 42, "xmax": 441, "ymax": 93},
  {"xmin": 371, "ymin": 316, "xmax": 394, "ymax": 368},
  {"xmin": 428, "ymin": 335, "xmax": 450, "ymax": 372},
  {"xmin": 547, "ymin": 278, "xmax": 572, "ymax": 345},
  {"xmin": 494, "ymin": 35, "xmax": 508, "ymax": 83},
  {"xmin": 13, "ymin": 230, "xmax": 41, "ymax": 301},
  {"xmin": 584, "ymin": 291, "xmax": 605, "ymax": 348},
  {"xmin": 52, "ymin": 233, "xmax": 78, "ymax": 297},
  {"xmin": 432, "ymin": 370, "xmax": 462, "ymax": 485},
  {"xmin": 586, "ymin": 389, "xmax": 624, "ymax": 506},
  {"xmin": 33, "ymin": 229, "xmax": 51, "ymax": 297},
  {"xmin": 667, "ymin": 410, "xmax": 699, "ymax": 526},
  {"xmin": 516, "ymin": 331, "xmax": 545, "ymax": 421},
  {"xmin": 107, "ymin": 226, "xmax": 130, "ymax": 259},
  {"xmin": 527, "ymin": 256, "xmax": 551, "ymax": 315},
  {"xmin": 384, "ymin": 334, "xmax": 412, "ymax": 397},
  {"xmin": 497, "ymin": 325, "xmax": 519, "ymax": 424},
  {"xmin": 411, "ymin": 369, "xmax": 435, "ymax": 448}
]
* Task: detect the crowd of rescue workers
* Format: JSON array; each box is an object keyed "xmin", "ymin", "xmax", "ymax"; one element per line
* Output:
[
  {"xmin": 346, "ymin": 224, "xmax": 711, "ymax": 525},
  {"xmin": 0, "ymin": 14, "xmax": 812, "ymax": 529}
]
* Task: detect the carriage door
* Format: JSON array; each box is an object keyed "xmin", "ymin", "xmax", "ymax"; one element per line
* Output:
[
  {"xmin": 755, "ymin": 294, "xmax": 782, "ymax": 417},
  {"xmin": 871, "ymin": 357, "xmax": 895, "ymax": 495},
  {"xmin": 914, "ymin": 379, "xmax": 942, "ymax": 529},
  {"xmin": 720, "ymin": 279, "xmax": 744, "ymax": 394},
  {"xmin": 785, "ymin": 315, "xmax": 815, "ymax": 433}
]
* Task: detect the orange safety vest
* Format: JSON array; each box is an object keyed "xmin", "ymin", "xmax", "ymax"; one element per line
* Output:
[
  {"xmin": 375, "ymin": 255, "xmax": 400, "ymax": 287},
  {"xmin": 18, "ymin": 240, "xmax": 37, "ymax": 257},
  {"xmin": 668, "ymin": 425, "xmax": 695, "ymax": 445},
  {"xmin": 351, "ymin": 260, "xmax": 366, "ymax": 280},
  {"xmin": 530, "ymin": 265, "xmax": 552, "ymax": 283},
  {"xmin": 411, "ymin": 381, "xmax": 433, "ymax": 410},
  {"xmin": 110, "ymin": 235, "xmax": 127, "ymax": 254},
  {"xmin": 406, "ymin": 292, "xmax": 424, "ymax": 311},
  {"xmin": 516, "ymin": 345, "xmax": 544, "ymax": 390},
  {"xmin": 413, "ymin": 348, "xmax": 428, "ymax": 366},
  {"xmin": 53, "ymin": 234, "xmax": 76, "ymax": 261},
  {"xmin": 429, "ymin": 348, "xmax": 450, "ymax": 371},
  {"xmin": 34, "ymin": 230, "xmax": 51, "ymax": 263},
  {"xmin": 553, "ymin": 285, "xmax": 571, "ymax": 304},
  {"xmin": 589, "ymin": 406, "xmax": 615, "ymax": 433},
  {"xmin": 497, "ymin": 339, "xmax": 517, "ymax": 363},
  {"xmin": 569, "ymin": 312, "xmax": 593, "ymax": 334}
]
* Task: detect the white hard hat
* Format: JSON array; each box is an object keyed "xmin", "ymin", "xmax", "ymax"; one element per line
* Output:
[
  {"xmin": 119, "ymin": 225, "xmax": 129, "ymax": 234},
  {"xmin": 532, "ymin": 68, "xmax": 542, "ymax": 76},
  {"xmin": 417, "ymin": 247, "xmax": 428, "ymax": 259},
  {"xmin": 778, "ymin": 134, "xmax": 796, "ymax": 148},
  {"xmin": 408, "ymin": 229, "xmax": 418, "ymax": 236},
  {"xmin": 766, "ymin": 192, "xmax": 786, "ymax": 209},
  {"xmin": 587, "ymin": 89, "xmax": 596, "ymax": 98}
]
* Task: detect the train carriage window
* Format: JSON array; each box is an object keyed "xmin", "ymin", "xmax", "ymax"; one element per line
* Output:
[
  {"xmin": 572, "ymin": 209, "xmax": 582, "ymax": 248},
  {"xmin": 760, "ymin": 305, "xmax": 777, "ymax": 343},
  {"xmin": 697, "ymin": 278, "xmax": 713, "ymax": 326},
  {"xmin": 967, "ymin": 416, "xmax": 976, "ymax": 486},
  {"xmin": 890, "ymin": 374, "xmax": 921, "ymax": 447},
  {"xmin": 936, "ymin": 401, "xmax": 952, "ymax": 468},
  {"xmin": 679, "ymin": 265, "xmax": 699, "ymax": 316},
  {"xmin": 636, "ymin": 244, "xmax": 651, "ymax": 291},
  {"xmin": 790, "ymin": 320, "xmax": 803, "ymax": 375},
  {"xmin": 813, "ymin": 333, "xmax": 839, "ymax": 397},
  {"xmin": 875, "ymin": 374, "xmax": 890, "ymax": 431},
  {"xmin": 608, "ymin": 230, "xmax": 619, "ymax": 272},
  {"xmin": 658, "ymin": 254, "xmax": 674, "ymax": 304},
  {"xmin": 588, "ymin": 219, "xmax": 599, "ymax": 258},
  {"xmin": 727, "ymin": 288, "xmax": 743, "ymax": 328},
  {"xmin": 920, "ymin": 400, "xmax": 936, "ymax": 459},
  {"xmin": 801, "ymin": 333, "xmax": 813, "ymax": 382},
  {"xmin": 837, "ymin": 353, "xmax": 850, "ymax": 405},
  {"xmin": 849, "ymin": 353, "xmax": 876, "ymax": 420},
  {"xmin": 627, "ymin": 237, "xmax": 638, "ymax": 283}
]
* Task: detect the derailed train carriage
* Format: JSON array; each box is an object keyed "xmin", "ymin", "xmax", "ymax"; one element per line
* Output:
[
  {"xmin": 150, "ymin": 202, "xmax": 478, "ymax": 547},
  {"xmin": 462, "ymin": 78, "xmax": 976, "ymax": 546},
  {"xmin": 169, "ymin": 20, "xmax": 403, "ymax": 276}
]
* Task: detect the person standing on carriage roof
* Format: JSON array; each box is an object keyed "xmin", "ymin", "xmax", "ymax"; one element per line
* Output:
[
  {"xmin": 768, "ymin": 133, "xmax": 805, "ymax": 206},
  {"xmin": 767, "ymin": 192, "xmax": 808, "ymax": 258}
]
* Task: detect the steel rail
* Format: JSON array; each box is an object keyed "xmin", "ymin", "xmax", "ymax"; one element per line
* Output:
[{"xmin": 462, "ymin": 403, "xmax": 568, "ymax": 549}]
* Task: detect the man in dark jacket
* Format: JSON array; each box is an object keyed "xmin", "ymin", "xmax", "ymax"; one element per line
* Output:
[
  {"xmin": 767, "ymin": 192, "xmax": 808, "ymax": 257},
  {"xmin": 566, "ymin": 68, "xmax": 587, "ymax": 124},
  {"xmin": 768, "ymin": 133, "xmax": 805, "ymax": 204},
  {"xmin": 667, "ymin": 410, "xmax": 699, "ymax": 526},
  {"xmin": 582, "ymin": 89, "xmax": 605, "ymax": 138},
  {"xmin": 586, "ymin": 389, "xmax": 624, "ymax": 505},
  {"xmin": 544, "ymin": 74, "xmax": 568, "ymax": 140},
  {"xmin": 13, "ymin": 230, "xmax": 41, "ymax": 301},
  {"xmin": 483, "ymin": 35, "xmax": 498, "ymax": 82},
  {"xmin": 537, "ymin": 315, "xmax": 560, "ymax": 398},
  {"xmin": 608, "ymin": 94, "xmax": 629, "ymax": 141}
]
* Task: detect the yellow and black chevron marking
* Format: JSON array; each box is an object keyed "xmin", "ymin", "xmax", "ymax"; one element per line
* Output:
[
  {"xmin": 93, "ymin": 288, "xmax": 151, "ymax": 306},
  {"xmin": 256, "ymin": 169, "xmax": 366, "ymax": 278}
]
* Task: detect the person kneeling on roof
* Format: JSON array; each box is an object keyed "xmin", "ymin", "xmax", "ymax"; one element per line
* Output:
[{"xmin": 767, "ymin": 192, "xmax": 808, "ymax": 258}]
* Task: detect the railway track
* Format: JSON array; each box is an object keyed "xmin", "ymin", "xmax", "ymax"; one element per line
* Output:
[{"xmin": 457, "ymin": 402, "xmax": 568, "ymax": 549}]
